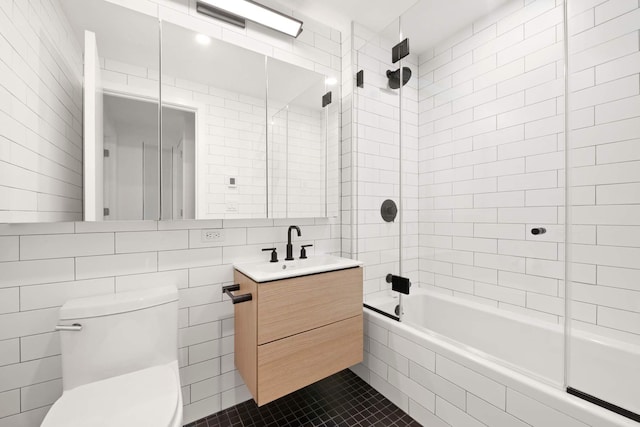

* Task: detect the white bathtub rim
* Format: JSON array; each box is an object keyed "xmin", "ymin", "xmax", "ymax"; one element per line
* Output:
[
  {"xmin": 372, "ymin": 287, "xmax": 640, "ymax": 360},
  {"xmin": 364, "ymin": 309, "xmax": 637, "ymax": 427}
]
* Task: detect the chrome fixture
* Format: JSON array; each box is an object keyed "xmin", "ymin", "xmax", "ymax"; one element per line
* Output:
[
  {"xmin": 196, "ymin": 0, "xmax": 303, "ymax": 37},
  {"xmin": 55, "ymin": 323, "xmax": 83, "ymax": 332},
  {"xmin": 286, "ymin": 225, "xmax": 301, "ymax": 261}
]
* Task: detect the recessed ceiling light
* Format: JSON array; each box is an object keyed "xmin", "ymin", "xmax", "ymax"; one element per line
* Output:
[
  {"xmin": 325, "ymin": 77, "xmax": 337, "ymax": 86},
  {"xmin": 195, "ymin": 34, "xmax": 211, "ymax": 45},
  {"xmin": 196, "ymin": 0, "xmax": 303, "ymax": 38}
]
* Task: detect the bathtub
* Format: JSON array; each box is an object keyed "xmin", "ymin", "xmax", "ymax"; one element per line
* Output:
[{"xmin": 359, "ymin": 288, "xmax": 638, "ymax": 427}]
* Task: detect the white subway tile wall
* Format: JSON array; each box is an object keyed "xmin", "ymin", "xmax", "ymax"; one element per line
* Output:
[
  {"xmin": 0, "ymin": 0, "xmax": 342, "ymax": 425},
  {"xmin": 2, "ymin": 0, "xmax": 639, "ymax": 424},
  {"xmin": 0, "ymin": 0, "xmax": 83, "ymax": 222},
  {"xmin": 567, "ymin": 0, "xmax": 640, "ymax": 342},
  {"xmin": 350, "ymin": 0, "xmax": 640, "ymax": 421},
  {"xmin": 352, "ymin": 0, "xmax": 639, "ymax": 351}
]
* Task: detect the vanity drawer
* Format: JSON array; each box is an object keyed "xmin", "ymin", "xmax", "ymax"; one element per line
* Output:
[
  {"xmin": 257, "ymin": 267, "xmax": 362, "ymax": 344},
  {"xmin": 257, "ymin": 315, "xmax": 363, "ymax": 405}
]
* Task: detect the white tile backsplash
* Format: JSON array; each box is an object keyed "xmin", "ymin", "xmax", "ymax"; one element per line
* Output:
[
  {"xmin": 158, "ymin": 247, "xmax": 223, "ymax": 271},
  {"xmin": 75, "ymin": 252, "xmax": 158, "ymax": 279},
  {"xmin": 0, "ymin": 258, "xmax": 75, "ymax": 288},
  {"xmin": 20, "ymin": 233, "xmax": 114, "ymax": 260},
  {"xmin": 116, "ymin": 230, "xmax": 189, "ymax": 253}
]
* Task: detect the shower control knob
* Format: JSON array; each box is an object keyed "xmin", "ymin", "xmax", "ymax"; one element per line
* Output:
[{"xmin": 531, "ymin": 227, "xmax": 547, "ymax": 235}]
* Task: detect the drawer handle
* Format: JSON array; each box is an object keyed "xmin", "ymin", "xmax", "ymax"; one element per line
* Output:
[{"xmin": 222, "ymin": 284, "xmax": 253, "ymax": 304}]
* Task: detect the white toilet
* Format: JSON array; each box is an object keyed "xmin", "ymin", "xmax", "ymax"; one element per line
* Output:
[{"xmin": 42, "ymin": 286, "xmax": 183, "ymax": 427}]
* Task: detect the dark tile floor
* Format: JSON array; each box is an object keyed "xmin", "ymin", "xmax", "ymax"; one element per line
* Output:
[{"xmin": 186, "ymin": 369, "xmax": 421, "ymax": 427}]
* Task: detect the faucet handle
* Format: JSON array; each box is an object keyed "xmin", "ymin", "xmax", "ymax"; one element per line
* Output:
[
  {"xmin": 300, "ymin": 244, "xmax": 313, "ymax": 259},
  {"xmin": 262, "ymin": 247, "xmax": 278, "ymax": 263}
]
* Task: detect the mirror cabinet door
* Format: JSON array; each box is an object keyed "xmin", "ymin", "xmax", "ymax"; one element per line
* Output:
[
  {"xmin": 326, "ymin": 82, "xmax": 340, "ymax": 219},
  {"xmin": 267, "ymin": 59, "xmax": 335, "ymax": 218},
  {"xmin": 71, "ymin": 0, "xmax": 161, "ymax": 221},
  {"xmin": 161, "ymin": 22, "xmax": 267, "ymax": 220},
  {"xmin": 268, "ymin": 102, "xmax": 288, "ymax": 218}
]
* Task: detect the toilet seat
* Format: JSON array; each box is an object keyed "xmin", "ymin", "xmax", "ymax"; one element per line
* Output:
[{"xmin": 42, "ymin": 362, "xmax": 182, "ymax": 427}]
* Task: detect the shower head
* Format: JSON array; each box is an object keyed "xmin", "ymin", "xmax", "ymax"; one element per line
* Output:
[{"xmin": 386, "ymin": 67, "xmax": 412, "ymax": 89}]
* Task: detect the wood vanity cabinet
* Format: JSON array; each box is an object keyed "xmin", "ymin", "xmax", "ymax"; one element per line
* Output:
[{"xmin": 233, "ymin": 267, "xmax": 363, "ymax": 406}]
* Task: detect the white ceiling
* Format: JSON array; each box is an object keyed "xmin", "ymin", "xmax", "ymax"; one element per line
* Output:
[
  {"xmin": 397, "ymin": 0, "xmax": 512, "ymax": 54},
  {"xmin": 273, "ymin": 0, "xmax": 420, "ymax": 34},
  {"xmin": 280, "ymin": 0, "xmax": 511, "ymax": 54}
]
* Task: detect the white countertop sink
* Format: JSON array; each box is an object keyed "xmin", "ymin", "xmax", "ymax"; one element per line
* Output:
[{"xmin": 234, "ymin": 254, "xmax": 363, "ymax": 283}]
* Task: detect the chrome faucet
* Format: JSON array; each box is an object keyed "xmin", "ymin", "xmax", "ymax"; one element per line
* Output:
[{"xmin": 285, "ymin": 225, "xmax": 301, "ymax": 261}]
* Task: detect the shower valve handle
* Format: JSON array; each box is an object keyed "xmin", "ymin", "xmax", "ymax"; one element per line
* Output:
[{"xmin": 386, "ymin": 274, "xmax": 411, "ymax": 295}]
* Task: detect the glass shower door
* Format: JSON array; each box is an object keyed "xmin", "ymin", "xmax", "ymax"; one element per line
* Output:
[
  {"xmin": 355, "ymin": 18, "xmax": 403, "ymax": 319},
  {"xmin": 565, "ymin": 0, "xmax": 640, "ymax": 419},
  {"xmin": 391, "ymin": 0, "xmax": 567, "ymax": 389},
  {"xmin": 397, "ymin": 17, "xmax": 420, "ymax": 321}
]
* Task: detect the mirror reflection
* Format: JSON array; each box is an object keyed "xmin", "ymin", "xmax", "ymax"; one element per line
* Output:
[
  {"xmin": 103, "ymin": 95, "xmax": 196, "ymax": 221},
  {"xmin": 161, "ymin": 21, "xmax": 267, "ymax": 220},
  {"xmin": 65, "ymin": 0, "xmax": 161, "ymax": 221},
  {"xmin": 268, "ymin": 62, "xmax": 329, "ymax": 218}
]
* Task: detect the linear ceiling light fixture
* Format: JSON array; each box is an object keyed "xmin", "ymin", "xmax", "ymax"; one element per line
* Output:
[{"xmin": 196, "ymin": 0, "xmax": 303, "ymax": 37}]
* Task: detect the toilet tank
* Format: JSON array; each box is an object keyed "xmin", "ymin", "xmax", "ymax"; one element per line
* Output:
[{"xmin": 58, "ymin": 286, "xmax": 178, "ymax": 391}]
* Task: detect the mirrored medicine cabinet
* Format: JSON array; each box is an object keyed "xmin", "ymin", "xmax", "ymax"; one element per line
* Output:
[{"xmin": 0, "ymin": 0, "xmax": 340, "ymax": 222}]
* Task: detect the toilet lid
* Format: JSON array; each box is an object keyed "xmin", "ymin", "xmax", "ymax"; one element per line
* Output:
[{"xmin": 42, "ymin": 364, "xmax": 180, "ymax": 427}]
